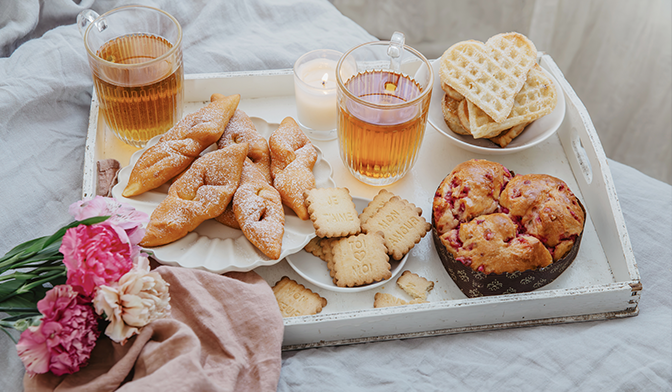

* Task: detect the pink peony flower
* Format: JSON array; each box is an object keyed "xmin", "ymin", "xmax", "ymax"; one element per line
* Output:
[
  {"xmin": 60, "ymin": 223, "xmax": 133, "ymax": 298},
  {"xmin": 69, "ymin": 196, "xmax": 149, "ymax": 259},
  {"xmin": 94, "ymin": 256, "xmax": 171, "ymax": 345},
  {"xmin": 16, "ymin": 285, "xmax": 99, "ymax": 376}
]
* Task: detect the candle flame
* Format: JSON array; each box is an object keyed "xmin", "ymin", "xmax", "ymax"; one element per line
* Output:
[{"xmin": 321, "ymin": 73, "xmax": 328, "ymax": 87}]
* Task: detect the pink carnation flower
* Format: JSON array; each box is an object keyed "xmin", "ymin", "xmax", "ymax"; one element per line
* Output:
[
  {"xmin": 60, "ymin": 223, "xmax": 133, "ymax": 298},
  {"xmin": 69, "ymin": 196, "xmax": 149, "ymax": 259},
  {"xmin": 16, "ymin": 285, "xmax": 99, "ymax": 376}
]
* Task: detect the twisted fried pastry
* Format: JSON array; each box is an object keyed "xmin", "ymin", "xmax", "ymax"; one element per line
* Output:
[
  {"xmin": 233, "ymin": 159, "xmax": 285, "ymax": 259},
  {"xmin": 269, "ymin": 117, "xmax": 317, "ymax": 220},
  {"xmin": 140, "ymin": 143, "xmax": 248, "ymax": 247},
  {"xmin": 122, "ymin": 93, "xmax": 240, "ymax": 197},
  {"xmin": 215, "ymin": 109, "xmax": 272, "ymax": 228}
]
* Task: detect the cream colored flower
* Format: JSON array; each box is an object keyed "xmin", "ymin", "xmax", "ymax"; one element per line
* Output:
[{"xmin": 93, "ymin": 257, "xmax": 171, "ymax": 345}]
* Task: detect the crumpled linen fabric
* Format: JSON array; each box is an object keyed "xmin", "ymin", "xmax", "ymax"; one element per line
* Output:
[{"xmin": 23, "ymin": 268, "xmax": 284, "ymax": 392}]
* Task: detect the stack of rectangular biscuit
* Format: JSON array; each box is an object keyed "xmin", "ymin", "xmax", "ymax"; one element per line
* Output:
[{"xmin": 303, "ymin": 188, "xmax": 431, "ymax": 288}]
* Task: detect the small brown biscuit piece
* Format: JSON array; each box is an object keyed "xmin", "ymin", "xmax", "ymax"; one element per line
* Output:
[
  {"xmin": 362, "ymin": 196, "xmax": 431, "ymax": 260},
  {"xmin": 441, "ymin": 95, "xmax": 470, "ymax": 136},
  {"xmin": 272, "ymin": 276, "xmax": 327, "ymax": 317},
  {"xmin": 304, "ymin": 236, "xmax": 336, "ymax": 265},
  {"xmin": 305, "ymin": 187, "xmax": 361, "ymax": 238},
  {"xmin": 321, "ymin": 237, "xmax": 339, "ymax": 277},
  {"xmin": 303, "ymin": 237, "xmax": 339, "ymax": 277},
  {"xmin": 441, "ymin": 81, "xmax": 464, "ymax": 101},
  {"xmin": 396, "ymin": 270, "xmax": 434, "ymax": 300},
  {"xmin": 373, "ymin": 292, "xmax": 426, "ymax": 308},
  {"xmin": 331, "ymin": 232, "xmax": 391, "ymax": 287},
  {"xmin": 304, "ymin": 237, "xmax": 325, "ymax": 259},
  {"xmin": 359, "ymin": 189, "xmax": 396, "ymax": 225},
  {"xmin": 457, "ymin": 99, "xmax": 471, "ymax": 134},
  {"xmin": 489, "ymin": 122, "xmax": 530, "ymax": 148}
]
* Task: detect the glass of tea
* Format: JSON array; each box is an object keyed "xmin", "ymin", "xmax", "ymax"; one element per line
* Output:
[
  {"xmin": 336, "ymin": 32, "xmax": 433, "ymax": 186},
  {"xmin": 77, "ymin": 5, "xmax": 183, "ymax": 148}
]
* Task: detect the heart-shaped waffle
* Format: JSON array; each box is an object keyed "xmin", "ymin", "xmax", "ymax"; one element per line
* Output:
[
  {"xmin": 439, "ymin": 32, "xmax": 537, "ymax": 123},
  {"xmin": 468, "ymin": 64, "xmax": 557, "ymax": 139}
]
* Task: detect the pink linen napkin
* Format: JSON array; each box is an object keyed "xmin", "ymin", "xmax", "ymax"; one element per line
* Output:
[{"xmin": 23, "ymin": 267, "xmax": 284, "ymax": 392}]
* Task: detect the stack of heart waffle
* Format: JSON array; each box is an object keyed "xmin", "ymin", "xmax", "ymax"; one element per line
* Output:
[{"xmin": 439, "ymin": 32, "xmax": 557, "ymax": 147}]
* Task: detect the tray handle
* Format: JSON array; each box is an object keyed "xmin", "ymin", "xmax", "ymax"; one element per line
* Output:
[{"xmin": 540, "ymin": 55, "xmax": 640, "ymax": 285}]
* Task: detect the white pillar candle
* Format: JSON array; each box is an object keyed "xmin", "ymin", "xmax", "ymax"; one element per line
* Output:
[{"xmin": 293, "ymin": 50, "xmax": 341, "ymax": 138}]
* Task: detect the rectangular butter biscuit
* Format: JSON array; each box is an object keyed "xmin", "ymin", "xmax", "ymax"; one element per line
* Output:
[
  {"xmin": 272, "ymin": 276, "xmax": 327, "ymax": 317},
  {"xmin": 373, "ymin": 292, "xmax": 426, "ymax": 308},
  {"xmin": 305, "ymin": 187, "xmax": 361, "ymax": 238},
  {"xmin": 362, "ymin": 196, "xmax": 431, "ymax": 260},
  {"xmin": 331, "ymin": 232, "xmax": 391, "ymax": 287},
  {"xmin": 397, "ymin": 270, "xmax": 434, "ymax": 300}
]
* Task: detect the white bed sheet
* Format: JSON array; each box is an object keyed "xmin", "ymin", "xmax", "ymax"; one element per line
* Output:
[{"xmin": 0, "ymin": 0, "xmax": 670, "ymax": 391}]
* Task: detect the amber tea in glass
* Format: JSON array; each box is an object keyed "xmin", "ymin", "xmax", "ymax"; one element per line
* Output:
[
  {"xmin": 336, "ymin": 37, "xmax": 433, "ymax": 186},
  {"xmin": 78, "ymin": 5, "xmax": 183, "ymax": 148}
]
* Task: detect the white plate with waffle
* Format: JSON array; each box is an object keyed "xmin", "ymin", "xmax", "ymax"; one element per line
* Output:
[
  {"xmin": 427, "ymin": 58, "xmax": 565, "ymax": 154},
  {"xmin": 112, "ymin": 117, "xmax": 335, "ymax": 274}
]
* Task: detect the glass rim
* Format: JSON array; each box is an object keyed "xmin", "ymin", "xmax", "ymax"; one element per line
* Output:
[
  {"xmin": 293, "ymin": 49, "xmax": 342, "ymax": 91},
  {"xmin": 83, "ymin": 4, "xmax": 183, "ymax": 69},
  {"xmin": 336, "ymin": 40, "xmax": 434, "ymax": 109}
]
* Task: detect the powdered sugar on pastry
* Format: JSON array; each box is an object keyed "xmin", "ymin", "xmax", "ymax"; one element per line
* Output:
[
  {"xmin": 122, "ymin": 94, "xmax": 240, "ymax": 197},
  {"xmin": 215, "ymin": 109, "xmax": 273, "ymax": 229},
  {"xmin": 140, "ymin": 143, "xmax": 247, "ymax": 247},
  {"xmin": 269, "ymin": 117, "xmax": 317, "ymax": 220},
  {"xmin": 233, "ymin": 159, "xmax": 285, "ymax": 259},
  {"xmin": 217, "ymin": 109, "xmax": 272, "ymax": 184}
]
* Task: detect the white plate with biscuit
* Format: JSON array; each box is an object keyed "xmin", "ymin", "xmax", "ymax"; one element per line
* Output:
[
  {"xmin": 285, "ymin": 196, "xmax": 409, "ymax": 293},
  {"xmin": 427, "ymin": 58, "xmax": 566, "ymax": 154},
  {"xmin": 111, "ymin": 117, "xmax": 335, "ymax": 273}
]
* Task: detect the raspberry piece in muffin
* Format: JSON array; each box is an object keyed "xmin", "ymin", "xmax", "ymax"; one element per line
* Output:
[
  {"xmin": 499, "ymin": 174, "xmax": 585, "ymax": 260},
  {"xmin": 432, "ymin": 159, "xmax": 512, "ymax": 235},
  {"xmin": 440, "ymin": 213, "xmax": 552, "ymax": 274}
]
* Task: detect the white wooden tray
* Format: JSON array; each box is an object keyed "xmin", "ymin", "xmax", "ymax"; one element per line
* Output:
[{"xmin": 83, "ymin": 55, "xmax": 641, "ymax": 350}]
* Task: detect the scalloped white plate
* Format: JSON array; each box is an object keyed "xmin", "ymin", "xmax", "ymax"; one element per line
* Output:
[
  {"xmin": 285, "ymin": 196, "xmax": 409, "ymax": 293},
  {"xmin": 111, "ymin": 117, "xmax": 335, "ymax": 273},
  {"xmin": 427, "ymin": 59, "xmax": 566, "ymax": 155}
]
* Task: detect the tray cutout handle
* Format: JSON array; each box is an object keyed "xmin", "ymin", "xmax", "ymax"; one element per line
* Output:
[{"xmin": 570, "ymin": 125, "xmax": 593, "ymax": 184}]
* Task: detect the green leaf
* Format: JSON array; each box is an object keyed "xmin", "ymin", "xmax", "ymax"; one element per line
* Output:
[
  {"xmin": 0, "ymin": 293, "xmax": 39, "ymax": 313},
  {"xmin": 1, "ymin": 286, "xmax": 52, "ymax": 309},
  {"xmin": 0, "ymin": 326, "xmax": 19, "ymax": 344},
  {"xmin": 42, "ymin": 216, "xmax": 110, "ymax": 249},
  {"xmin": 0, "ymin": 279, "xmax": 25, "ymax": 299},
  {"xmin": 0, "ymin": 237, "xmax": 47, "ymax": 262}
]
